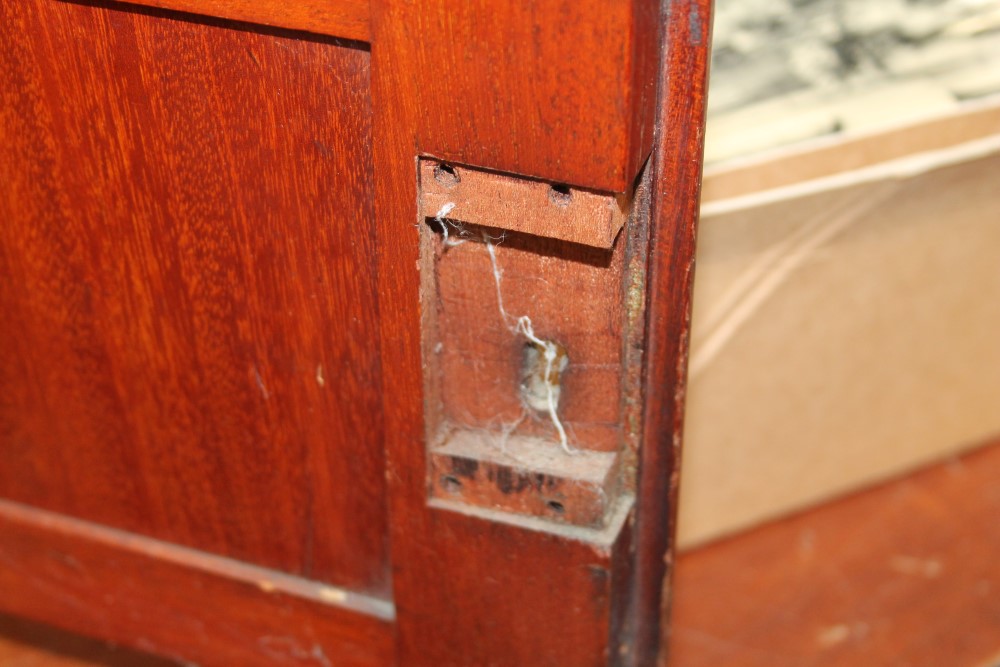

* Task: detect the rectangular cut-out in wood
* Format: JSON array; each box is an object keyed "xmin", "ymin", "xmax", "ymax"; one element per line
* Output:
[
  {"xmin": 426, "ymin": 232, "xmax": 626, "ymax": 454},
  {"xmin": 430, "ymin": 430, "xmax": 619, "ymax": 528},
  {"xmin": 419, "ymin": 162, "xmax": 649, "ymax": 531},
  {"xmin": 419, "ymin": 159, "xmax": 629, "ymax": 249}
]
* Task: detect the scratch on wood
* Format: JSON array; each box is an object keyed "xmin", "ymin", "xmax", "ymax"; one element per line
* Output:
[
  {"xmin": 252, "ymin": 365, "xmax": 270, "ymax": 400},
  {"xmin": 258, "ymin": 636, "xmax": 331, "ymax": 665},
  {"xmin": 689, "ymin": 3, "xmax": 704, "ymax": 46}
]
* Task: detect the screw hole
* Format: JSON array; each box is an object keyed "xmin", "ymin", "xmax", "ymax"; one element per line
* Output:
[
  {"xmin": 546, "ymin": 500, "xmax": 565, "ymax": 514},
  {"xmin": 434, "ymin": 163, "xmax": 460, "ymax": 188},
  {"xmin": 549, "ymin": 184, "xmax": 572, "ymax": 206},
  {"xmin": 441, "ymin": 475, "xmax": 463, "ymax": 494}
]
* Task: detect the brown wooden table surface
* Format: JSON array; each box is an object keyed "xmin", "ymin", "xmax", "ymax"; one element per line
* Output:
[{"xmin": 671, "ymin": 440, "xmax": 1000, "ymax": 667}]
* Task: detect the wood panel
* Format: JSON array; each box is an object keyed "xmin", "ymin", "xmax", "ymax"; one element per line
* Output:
[
  {"xmin": 374, "ymin": 0, "xmax": 660, "ymax": 193},
  {"xmin": 670, "ymin": 440, "xmax": 1000, "ymax": 667},
  {"xmin": 370, "ymin": 0, "xmax": 649, "ymax": 662},
  {"xmin": 0, "ymin": 0, "xmax": 387, "ymax": 593},
  {"xmin": 371, "ymin": 0, "xmax": 712, "ymax": 663},
  {"xmin": 0, "ymin": 500, "xmax": 394, "ymax": 667},
  {"xmin": 103, "ymin": 0, "xmax": 370, "ymax": 42},
  {"xmin": 628, "ymin": 1, "xmax": 713, "ymax": 665},
  {"xmin": 1, "ymin": 0, "xmax": 713, "ymax": 662},
  {"xmin": 418, "ymin": 160, "xmax": 629, "ymax": 249},
  {"xmin": 0, "ymin": 613, "xmax": 174, "ymax": 666}
]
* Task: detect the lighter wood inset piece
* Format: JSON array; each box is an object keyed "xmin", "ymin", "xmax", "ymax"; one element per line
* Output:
[
  {"xmin": 429, "ymin": 430, "xmax": 619, "ymax": 528},
  {"xmin": 419, "ymin": 160, "xmax": 629, "ymax": 249}
]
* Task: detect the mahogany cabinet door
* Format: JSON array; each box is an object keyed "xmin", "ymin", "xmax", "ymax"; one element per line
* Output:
[{"xmin": 0, "ymin": 1, "xmax": 711, "ymax": 665}]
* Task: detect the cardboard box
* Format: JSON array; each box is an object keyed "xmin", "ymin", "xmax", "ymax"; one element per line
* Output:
[{"xmin": 679, "ymin": 96, "xmax": 1000, "ymax": 548}]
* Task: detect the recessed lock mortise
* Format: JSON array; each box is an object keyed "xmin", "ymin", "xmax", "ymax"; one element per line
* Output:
[{"xmin": 418, "ymin": 158, "xmax": 647, "ymax": 531}]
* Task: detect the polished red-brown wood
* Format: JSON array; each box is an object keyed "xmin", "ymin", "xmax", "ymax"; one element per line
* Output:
[
  {"xmin": 0, "ymin": 0, "xmax": 387, "ymax": 593},
  {"xmin": 371, "ymin": 0, "xmax": 711, "ymax": 664},
  {"xmin": 370, "ymin": 1, "xmax": 641, "ymax": 663},
  {"xmin": 112, "ymin": 0, "xmax": 370, "ymax": 41},
  {"xmin": 671, "ymin": 441, "xmax": 1000, "ymax": 667},
  {"xmin": 374, "ymin": 0, "xmax": 659, "ymax": 193},
  {"xmin": 0, "ymin": 613, "xmax": 174, "ymax": 666},
  {"xmin": 1, "ymin": 0, "xmax": 712, "ymax": 663},
  {"xmin": 0, "ymin": 500, "xmax": 394, "ymax": 667},
  {"xmin": 632, "ymin": 1, "xmax": 713, "ymax": 665}
]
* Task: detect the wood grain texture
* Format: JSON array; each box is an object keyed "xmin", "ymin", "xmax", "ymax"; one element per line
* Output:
[
  {"xmin": 430, "ymin": 431, "xmax": 620, "ymax": 527},
  {"xmin": 627, "ymin": 1, "xmax": 713, "ymax": 665},
  {"xmin": 671, "ymin": 441, "xmax": 1000, "ymax": 667},
  {"xmin": 2, "ymin": 0, "xmax": 712, "ymax": 661},
  {"xmin": 370, "ymin": 0, "xmax": 714, "ymax": 660},
  {"xmin": 431, "ymin": 231, "xmax": 626, "ymax": 454},
  {"xmin": 376, "ymin": 0, "xmax": 659, "ymax": 193},
  {"xmin": 106, "ymin": 0, "xmax": 370, "ymax": 41},
  {"xmin": 370, "ymin": 0, "xmax": 650, "ymax": 662},
  {"xmin": 0, "ymin": 0, "xmax": 387, "ymax": 593},
  {"xmin": 0, "ymin": 613, "xmax": 175, "ymax": 667},
  {"xmin": 0, "ymin": 500, "xmax": 394, "ymax": 667},
  {"xmin": 419, "ymin": 160, "xmax": 628, "ymax": 248}
]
